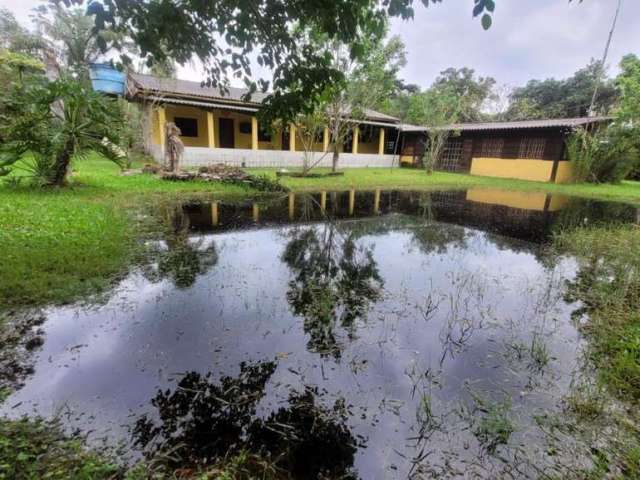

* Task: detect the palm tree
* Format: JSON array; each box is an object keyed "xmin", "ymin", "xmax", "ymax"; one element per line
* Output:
[{"xmin": 0, "ymin": 77, "xmax": 126, "ymax": 185}]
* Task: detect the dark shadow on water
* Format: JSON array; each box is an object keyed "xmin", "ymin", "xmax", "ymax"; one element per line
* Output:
[{"xmin": 133, "ymin": 361, "xmax": 360, "ymax": 479}]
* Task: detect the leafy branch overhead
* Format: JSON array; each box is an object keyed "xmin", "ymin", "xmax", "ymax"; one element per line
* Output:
[{"xmin": 58, "ymin": 0, "xmax": 506, "ymax": 122}]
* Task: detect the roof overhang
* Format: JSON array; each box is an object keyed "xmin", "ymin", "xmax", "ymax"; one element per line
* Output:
[{"xmin": 145, "ymin": 95, "xmax": 260, "ymax": 113}]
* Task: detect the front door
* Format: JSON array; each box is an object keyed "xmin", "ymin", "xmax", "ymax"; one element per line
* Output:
[{"xmin": 218, "ymin": 118, "xmax": 235, "ymax": 148}]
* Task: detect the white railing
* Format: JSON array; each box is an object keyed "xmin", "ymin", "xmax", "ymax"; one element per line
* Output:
[{"xmin": 150, "ymin": 145, "xmax": 397, "ymax": 168}]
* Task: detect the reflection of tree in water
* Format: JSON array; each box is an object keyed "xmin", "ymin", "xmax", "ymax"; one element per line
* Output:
[
  {"xmin": 133, "ymin": 361, "xmax": 359, "ymax": 479},
  {"xmin": 149, "ymin": 204, "xmax": 218, "ymax": 289},
  {"xmin": 407, "ymin": 193, "xmax": 469, "ymax": 255},
  {"xmin": 282, "ymin": 225, "xmax": 383, "ymax": 359}
]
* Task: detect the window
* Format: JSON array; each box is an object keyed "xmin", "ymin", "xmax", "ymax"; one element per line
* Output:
[
  {"xmin": 239, "ymin": 121, "xmax": 252, "ymax": 134},
  {"xmin": 519, "ymin": 138, "xmax": 546, "ymax": 159},
  {"xmin": 258, "ymin": 127, "xmax": 271, "ymax": 142},
  {"xmin": 439, "ymin": 139, "xmax": 463, "ymax": 172},
  {"xmin": 480, "ymin": 138, "xmax": 504, "ymax": 157},
  {"xmin": 173, "ymin": 117, "xmax": 198, "ymax": 137}
]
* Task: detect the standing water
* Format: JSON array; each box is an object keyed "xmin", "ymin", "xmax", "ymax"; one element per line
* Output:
[{"xmin": 3, "ymin": 189, "xmax": 638, "ymax": 479}]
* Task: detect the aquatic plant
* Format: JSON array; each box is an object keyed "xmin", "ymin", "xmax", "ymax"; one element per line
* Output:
[{"xmin": 473, "ymin": 399, "xmax": 515, "ymax": 454}]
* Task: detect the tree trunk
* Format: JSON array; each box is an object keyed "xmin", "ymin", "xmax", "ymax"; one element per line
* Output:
[
  {"xmin": 49, "ymin": 138, "xmax": 75, "ymax": 186},
  {"xmin": 332, "ymin": 145, "xmax": 339, "ymax": 173}
]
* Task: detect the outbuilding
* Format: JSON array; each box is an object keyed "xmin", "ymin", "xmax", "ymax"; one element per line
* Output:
[{"xmin": 398, "ymin": 117, "xmax": 611, "ymax": 183}]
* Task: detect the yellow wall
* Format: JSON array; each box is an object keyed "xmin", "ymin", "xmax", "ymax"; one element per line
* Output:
[
  {"xmin": 151, "ymin": 108, "xmax": 162, "ymax": 145},
  {"xmin": 470, "ymin": 157, "xmax": 553, "ymax": 182},
  {"xmin": 554, "ymin": 161, "xmax": 574, "ymax": 184},
  {"xmin": 358, "ymin": 140, "xmax": 379, "ymax": 154},
  {"xmin": 165, "ymin": 105, "xmax": 209, "ymax": 147},
  {"xmin": 153, "ymin": 105, "xmax": 282, "ymax": 150},
  {"xmin": 150, "ymin": 106, "xmax": 386, "ymax": 154}
]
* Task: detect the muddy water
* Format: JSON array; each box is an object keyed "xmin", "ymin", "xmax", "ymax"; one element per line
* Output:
[{"xmin": 3, "ymin": 190, "xmax": 638, "ymax": 478}]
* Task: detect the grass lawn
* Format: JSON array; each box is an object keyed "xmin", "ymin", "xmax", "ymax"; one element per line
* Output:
[
  {"xmin": 2, "ymin": 154, "xmax": 640, "ymax": 478},
  {"xmin": 1, "ymin": 154, "xmax": 640, "ymax": 310},
  {"xmin": 251, "ymin": 167, "xmax": 640, "ymax": 205}
]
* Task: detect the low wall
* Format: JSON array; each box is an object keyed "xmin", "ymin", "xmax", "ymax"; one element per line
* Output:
[
  {"xmin": 151, "ymin": 146, "xmax": 397, "ymax": 168},
  {"xmin": 554, "ymin": 161, "xmax": 574, "ymax": 184},
  {"xmin": 470, "ymin": 157, "xmax": 554, "ymax": 182}
]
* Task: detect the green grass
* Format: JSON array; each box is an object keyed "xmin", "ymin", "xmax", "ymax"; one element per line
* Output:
[
  {"xmin": 0, "ymin": 156, "xmax": 260, "ymax": 310},
  {"xmin": 0, "ymin": 417, "xmax": 120, "ymax": 480},
  {"xmin": 250, "ymin": 167, "xmax": 640, "ymax": 205},
  {"xmin": 555, "ymin": 224, "xmax": 640, "ymax": 479},
  {"xmin": 2, "ymin": 155, "xmax": 640, "ymax": 310}
]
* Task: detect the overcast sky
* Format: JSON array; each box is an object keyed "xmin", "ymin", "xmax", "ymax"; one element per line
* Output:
[{"xmin": 2, "ymin": 0, "xmax": 638, "ymax": 90}]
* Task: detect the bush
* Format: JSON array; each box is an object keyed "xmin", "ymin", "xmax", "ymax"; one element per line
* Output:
[{"xmin": 567, "ymin": 125, "xmax": 640, "ymax": 184}]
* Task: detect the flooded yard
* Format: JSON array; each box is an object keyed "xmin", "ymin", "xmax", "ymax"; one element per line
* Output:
[{"xmin": 3, "ymin": 189, "xmax": 638, "ymax": 479}]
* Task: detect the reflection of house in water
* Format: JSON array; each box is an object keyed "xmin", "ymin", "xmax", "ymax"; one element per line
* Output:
[{"xmin": 180, "ymin": 189, "xmax": 638, "ymax": 244}]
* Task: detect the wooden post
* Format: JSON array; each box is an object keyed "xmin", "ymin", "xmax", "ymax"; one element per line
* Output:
[
  {"xmin": 288, "ymin": 192, "xmax": 295, "ymax": 220},
  {"xmin": 251, "ymin": 117, "xmax": 258, "ymax": 150},
  {"xmin": 374, "ymin": 189, "xmax": 381, "ymax": 214},
  {"xmin": 378, "ymin": 128, "xmax": 385, "ymax": 155},
  {"xmin": 320, "ymin": 191, "xmax": 327, "ymax": 212},
  {"xmin": 349, "ymin": 189, "xmax": 355, "ymax": 216},
  {"xmin": 352, "ymin": 126, "xmax": 359, "ymax": 154},
  {"xmin": 323, "ymin": 127, "xmax": 329, "ymax": 152},
  {"xmin": 211, "ymin": 202, "xmax": 219, "ymax": 226},
  {"xmin": 289, "ymin": 124, "xmax": 296, "ymax": 151},
  {"xmin": 206, "ymin": 111, "xmax": 215, "ymax": 148},
  {"xmin": 252, "ymin": 202, "xmax": 259, "ymax": 222}
]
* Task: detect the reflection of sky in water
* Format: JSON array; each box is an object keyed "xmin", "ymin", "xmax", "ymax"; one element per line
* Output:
[{"xmin": 3, "ymin": 220, "xmax": 583, "ymax": 479}]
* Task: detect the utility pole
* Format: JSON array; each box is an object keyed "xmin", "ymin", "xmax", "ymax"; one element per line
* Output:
[{"xmin": 588, "ymin": 0, "xmax": 623, "ymax": 116}]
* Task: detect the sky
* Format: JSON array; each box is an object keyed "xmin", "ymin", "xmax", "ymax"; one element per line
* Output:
[{"xmin": 2, "ymin": 0, "xmax": 638, "ymax": 90}]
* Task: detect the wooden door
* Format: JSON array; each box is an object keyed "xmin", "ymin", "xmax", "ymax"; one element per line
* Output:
[{"xmin": 218, "ymin": 118, "xmax": 235, "ymax": 148}]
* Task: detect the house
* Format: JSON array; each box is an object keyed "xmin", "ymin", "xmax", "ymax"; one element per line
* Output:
[
  {"xmin": 126, "ymin": 73, "xmax": 403, "ymax": 168},
  {"xmin": 398, "ymin": 117, "xmax": 611, "ymax": 183},
  {"xmin": 91, "ymin": 67, "xmax": 610, "ymax": 182}
]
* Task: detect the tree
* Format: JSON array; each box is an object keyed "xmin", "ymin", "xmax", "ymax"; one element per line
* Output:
[
  {"xmin": 406, "ymin": 85, "xmax": 461, "ymax": 174},
  {"xmin": 33, "ymin": 4, "xmax": 124, "ymax": 82},
  {"xmin": 0, "ymin": 8, "xmax": 44, "ymax": 55},
  {"xmin": 616, "ymin": 54, "xmax": 640, "ymax": 124},
  {"xmin": 0, "ymin": 77, "xmax": 126, "ymax": 185},
  {"xmin": 56, "ymin": 0, "xmax": 500, "ymax": 124},
  {"xmin": 431, "ymin": 67, "xmax": 495, "ymax": 122},
  {"xmin": 325, "ymin": 33, "xmax": 406, "ymax": 172},
  {"xmin": 506, "ymin": 60, "xmax": 618, "ymax": 120}
]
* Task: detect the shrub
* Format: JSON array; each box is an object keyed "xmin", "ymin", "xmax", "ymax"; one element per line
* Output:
[{"xmin": 567, "ymin": 125, "xmax": 640, "ymax": 184}]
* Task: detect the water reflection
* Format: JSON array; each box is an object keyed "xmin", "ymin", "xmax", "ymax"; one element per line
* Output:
[
  {"xmin": 134, "ymin": 361, "xmax": 359, "ymax": 479},
  {"xmin": 2, "ymin": 189, "xmax": 639, "ymax": 479},
  {"xmin": 146, "ymin": 204, "xmax": 219, "ymax": 288},
  {"xmin": 178, "ymin": 189, "xmax": 637, "ymax": 244},
  {"xmin": 282, "ymin": 224, "xmax": 382, "ymax": 359}
]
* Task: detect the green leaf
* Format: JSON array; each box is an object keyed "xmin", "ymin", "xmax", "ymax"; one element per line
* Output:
[
  {"xmin": 481, "ymin": 14, "xmax": 492, "ymax": 30},
  {"xmin": 485, "ymin": 0, "xmax": 495, "ymax": 12}
]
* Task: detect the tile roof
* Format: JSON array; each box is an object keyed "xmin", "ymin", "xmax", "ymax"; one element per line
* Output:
[
  {"xmin": 128, "ymin": 72, "xmax": 399, "ymax": 123},
  {"xmin": 401, "ymin": 117, "xmax": 611, "ymax": 133},
  {"xmin": 129, "ymin": 72, "xmax": 268, "ymax": 104}
]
